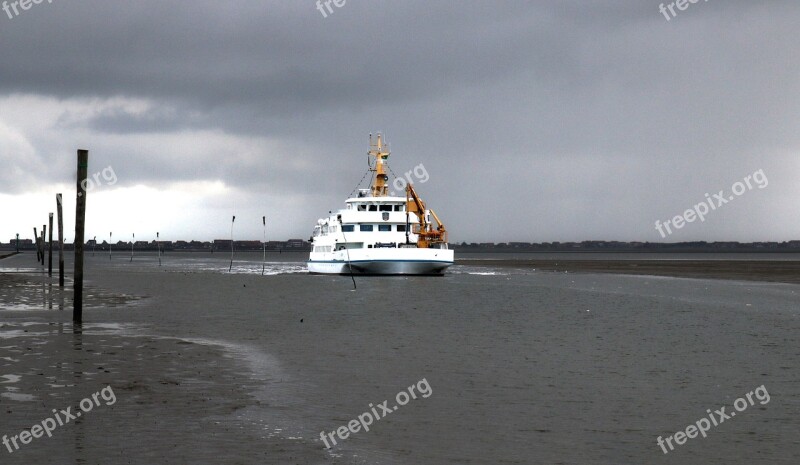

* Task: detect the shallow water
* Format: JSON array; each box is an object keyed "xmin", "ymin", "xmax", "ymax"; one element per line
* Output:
[{"xmin": 1, "ymin": 251, "xmax": 799, "ymax": 464}]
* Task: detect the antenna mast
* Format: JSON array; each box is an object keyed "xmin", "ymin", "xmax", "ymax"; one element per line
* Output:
[{"xmin": 369, "ymin": 133, "xmax": 390, "ymax": 197}]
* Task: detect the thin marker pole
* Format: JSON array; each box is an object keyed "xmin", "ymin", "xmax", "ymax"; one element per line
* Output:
[
  {"xmin": 57, "ymin": 194, "xmax": 64, "ymax": 287},
  {"xmin": 74, "ymin": 149, "xmax": 88, "ymax": 324},
  {"xmin": 34, "ymin": 227, "xmax": 39, "ymax": 262},
  {"xmin": 48, "ymin": 213, "xmax": 53, "ymax": 277},
  {"xmin": 229, "ymin": 216, "xmax": 235, "ymax": 272},
  {"xmin": 41, "ymin": 225, "xmax": 46, "ymax": 266},
  {"xmin": 340, "ymin": 221, "xmax": 357, "ymax": 290},
  {"xmin": 262, "ymin": 216, "xmax": 266, "ymax": 276},
  {"xmin": 92, "ymin": 236, "xmax": 96, "ymax": 256},
  {"xmin": 130, "ymin": 233, "xmax": 134, "ymax": 262},
  {"xmin": 109, "ymin": 232, "xmax": 112, "ymax": 260},
  {"xmin": 157, "ymin": 232, "xmax": 161, "ymax": 266}
]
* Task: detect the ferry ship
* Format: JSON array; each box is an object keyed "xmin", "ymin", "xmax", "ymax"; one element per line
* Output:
[{"xmin": 308, "ymin": 134, "xmax": 454, "ymax": 275}]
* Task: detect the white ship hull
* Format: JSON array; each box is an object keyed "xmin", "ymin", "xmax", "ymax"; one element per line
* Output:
[{"xmin": 308, "ymin": 248, "xmax": 453, "ymax": 275}]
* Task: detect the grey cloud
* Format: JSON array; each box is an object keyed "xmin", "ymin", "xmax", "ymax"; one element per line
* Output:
[{"xmin": 1, "ymin": 0, "xmax": 798, "ymax": 241}]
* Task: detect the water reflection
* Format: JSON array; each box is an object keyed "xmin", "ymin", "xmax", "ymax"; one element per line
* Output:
[
  {"xmin": 72, "ymin": 323, "xmax": 83, "ymax": 352},
  {"xmin": 71, "ymin": 322, "xmax": 86, "ymax": 465}
]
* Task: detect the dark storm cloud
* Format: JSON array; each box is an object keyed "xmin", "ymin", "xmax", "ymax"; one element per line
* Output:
[
  {"xmin": 2, "ymin": 1, "xmax": 549, "ymax": 114},
  {"xmin": 4, "ymin": 0, "xmax": 796, "ymax": 148}
]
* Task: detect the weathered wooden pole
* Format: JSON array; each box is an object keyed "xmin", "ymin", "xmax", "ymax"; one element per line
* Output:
[
  {"xmin": 48, "ymin": 213, "xmax": 53, "ymax": 277},
  {"xmin": 74, "ymin": 149, "xmax": 88, "ymax": 324},
  {"xmin": 41, "ymin": 225, "xmax": 46, "ymax": 266},
  {"xmin": 57, "ymin": 194, "xmax": 64, "ymax": 287},
  {"xmin": 34, "ymin": 227, "xmax": 40, "ymax": 262}
]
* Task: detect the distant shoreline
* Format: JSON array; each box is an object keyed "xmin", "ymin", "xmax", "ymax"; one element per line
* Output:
[
  {"xmin": 3, "ymin": 240, "xmax": 800, "ymax": 255},
  {"xmin": 457, "ymin": 258, "xmax": 800, "ymax": 284}
]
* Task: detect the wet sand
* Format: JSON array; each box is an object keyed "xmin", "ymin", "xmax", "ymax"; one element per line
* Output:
[
  {"xmin": 3, "ymin": 252, "xmax": 800, "ymax": 464},
  {"xmin": 0, "ymin": 266, "xmax": 326, "ymax": 464},
  {"xmin": 458, "ymin": 258, "xmax": 800, "ymax": 284}
]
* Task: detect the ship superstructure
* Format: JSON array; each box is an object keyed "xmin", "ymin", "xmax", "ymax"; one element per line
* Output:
[{"xmin": 307, "ymin": 134, "xmax": 453, "ymax": 275}]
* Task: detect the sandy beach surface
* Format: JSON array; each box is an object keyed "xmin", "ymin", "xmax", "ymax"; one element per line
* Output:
[
  {"xmin": 0, "ymin": 256, "xmax": 326, "ymax": 464},
  {"xmin": 2, "ymin": 251, "xmax": 800, "ymax": 464},
  {"xmin": 457, "ymin": 258, "xmax": 800, "ymax": 284}
]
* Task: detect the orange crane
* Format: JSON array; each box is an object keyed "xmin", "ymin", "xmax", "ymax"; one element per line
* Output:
[{"xmin": 406, "ymin": 183, "xmax": 447, "ymax": 248}]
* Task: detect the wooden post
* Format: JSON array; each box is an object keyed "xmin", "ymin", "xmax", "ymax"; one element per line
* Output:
[
  {"xmin": 34, "ymin": 227, "xmax": 40, "ymax": 262},
  {"xmin": 41, "ymin": 226, "xmax": 46, "ymax": 266},
  {"xmin": 74, "ymin": 149, "xmax": 88, "ymax": 324},
  {"xmin": 57, "ymin": 194, "xmax": 64, "ymax": 287},
  {"xmin": 48, "ymin": 213, "xmax": 53, "ymax": 277}
]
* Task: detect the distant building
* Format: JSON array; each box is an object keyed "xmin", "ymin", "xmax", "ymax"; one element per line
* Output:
[{"xmin": 213, "ymin": 240, "xmax": 232, "ymax": 250}]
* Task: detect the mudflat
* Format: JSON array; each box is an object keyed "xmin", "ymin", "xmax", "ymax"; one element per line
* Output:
[
  {"xmin": 457, "ymin": 258, "xmax": 800, "ymax": 284},
  {"xmin": 2, "ymin": 252, "xmax": 799, "ymax": 464}
]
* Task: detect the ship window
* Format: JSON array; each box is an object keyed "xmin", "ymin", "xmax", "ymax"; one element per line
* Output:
[
  {"xmin": 378, "ymin": 225, "xmax": 391, "ymax": 232},
  {"xmin": 337, "ymin": 242, "xmax": 363, "ymax": 250},
  {"xmin": 396, "ymin": 224, "xmax": 406, "ymax": 232},
  {"xmin": 357, "ymin": 204, "xmax": 366, "ymax": 211},
  {"xmin": 360, "ymin": 225, "xmax": 373, "ymax": 232},
  {"xmin": 368, "ymin": 205, "xmax": 378, "ymax": 212},
  {"xmin": 379, "ymin": 205, "xmax": 392, "ymax": 212},
  {"xmin": 394, "ymin": 205, "xmax": 404, "ymax": 211},
  {"xmin": 342, "ymin": 225, "xmax": 354, "ymax": 232}
]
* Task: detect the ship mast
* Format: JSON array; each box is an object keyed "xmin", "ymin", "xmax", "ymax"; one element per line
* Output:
[{"xmin": 369, "ymin": 133, "xmax": 390, "ymax": 197}]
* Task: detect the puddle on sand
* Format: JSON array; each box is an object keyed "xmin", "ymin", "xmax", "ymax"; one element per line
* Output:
[
  {"xmin": 1, "ymin": 374, "xmax": 21, "ymax": 383},
  {"xmin": 1, "ymin": 391, "xmax": 36, "ymax": 402},
  {"xmin": 0, "ymin": 271, "xmax": 142, "ymax": 311}
]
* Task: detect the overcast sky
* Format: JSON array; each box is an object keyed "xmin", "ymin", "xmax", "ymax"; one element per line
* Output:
[{"xmin": 1, "ymin": 0, "xmax": 798, "ymax": 243}]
